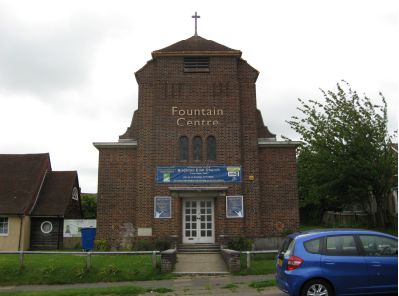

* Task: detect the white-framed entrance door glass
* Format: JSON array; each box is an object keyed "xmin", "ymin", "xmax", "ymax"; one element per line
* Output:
[{"xmin": 183, "ymin": 199, "xmax": 215, "ymax": 244}]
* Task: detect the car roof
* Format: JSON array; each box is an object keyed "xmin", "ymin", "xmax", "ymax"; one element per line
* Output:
[{"xmin": 289, "ymin": 228, "xmax": 398, "ymax": 240}]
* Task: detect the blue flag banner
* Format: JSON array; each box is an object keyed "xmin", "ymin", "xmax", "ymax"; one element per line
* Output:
[{"xmin": 156, "ymin": 165, "xmax": 242, "ymax": 183}]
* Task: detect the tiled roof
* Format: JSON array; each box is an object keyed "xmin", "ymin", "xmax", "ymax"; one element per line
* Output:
[
  {"xmin": 30, "ymin": 171, "xmax": 77, "ymax": 216},
  {"xmin": 0, "ymin": 154, "xmax": 50, "ymax": 215},
  {"xmin": 392, "ymin": 143, "xmax": 398, "ymax": 153},
  {"xmin": 152, "ymin": 36, "xmax": 241, "ymax": 56}
]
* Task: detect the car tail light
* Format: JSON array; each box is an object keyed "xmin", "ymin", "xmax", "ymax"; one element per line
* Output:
[{"xmin": 287, "ymin": 256, "xmax": 303, "ymax": 270}]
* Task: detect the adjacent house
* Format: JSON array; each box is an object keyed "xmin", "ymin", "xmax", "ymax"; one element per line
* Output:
[{"xmin": 0, "ymin": 153, "xmax": 83, "ymax": 251}]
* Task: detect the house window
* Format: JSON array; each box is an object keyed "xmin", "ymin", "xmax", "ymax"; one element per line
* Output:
[
  {"xmin": 0, "ymin": 217, "xmax": 9, "ymax": 235},
  {"xmin": 41, "ymin": 221, "xmax": 53, "ymax": 234},
  {"xmin": 184, "ymin": 57, "xmax": 209, "ymax": 73},
  {"xmin": 193, "ymin": 136, "xmax": 203, "ymax": 161},
  {"xmin": 72, "ymin": 187, "xmax": 78, "ymax": 200},
  {"xmin": 180, "ymin": 136, "xmax": 189, "ymax": 161},
  {"xmin": 207, "ymin": 136, "xmax": 216, "ymax": 161}
]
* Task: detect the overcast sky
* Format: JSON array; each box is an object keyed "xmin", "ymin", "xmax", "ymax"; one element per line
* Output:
[{"xmin": 0, "ymin": 0, "xmax": 397, "ymax": 193}]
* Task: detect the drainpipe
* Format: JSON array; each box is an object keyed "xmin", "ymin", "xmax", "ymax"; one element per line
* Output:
[
  {"xmin": 57, "ymin": 218, "xmax": 61, "ymax": 250},
  {"xmin": 18, "ymin": 215, "xmax": 24, "ymax": 251}
]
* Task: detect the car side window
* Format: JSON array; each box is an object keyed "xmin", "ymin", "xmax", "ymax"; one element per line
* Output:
[
  {"xmin": 325, "ymin": 235, "xmax": 359, "ymax": 256},
  {"xmin": 359, "ymin": 235, "xmax": 398, "ymax": 257},
  {"xmin": 304, "ymin": 238, "xmax": 321, "ymax": 254}
]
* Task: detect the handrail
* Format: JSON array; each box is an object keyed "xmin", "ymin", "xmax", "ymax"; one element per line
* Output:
[
  {"xmin": 0, "ymin": 251, "xmax": 160, "ymax": 255},
  {"xmin": 240, "ymin": 250, "xmax": 278, "ymax": 269},
  {"xmin": 240, "ymin": 250, "xmax": 278, "ymax": 254}
]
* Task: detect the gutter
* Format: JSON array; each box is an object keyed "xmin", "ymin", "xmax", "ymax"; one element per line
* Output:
[
  {"xmin": 258, "ymin": 139, "xmax": 302, "ymax": 148},
  {"xmin": 18, "ymin": 215, "xmax": 24, "ymax": 251},
  {"xmin": 151, "ymin": 50, "xmax": 242, "ymax": 58},
  {"xmin": 93, "ymin": 141, "xmax": 137, "ymax": 150}
]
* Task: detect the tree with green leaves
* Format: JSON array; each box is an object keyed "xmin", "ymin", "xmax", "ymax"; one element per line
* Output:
[
  {"xmin": 81, "ymin": 194, "xmax": 97, "ymax": 219},
  {"xmin": 285, "ymin": 81, "xmax": 397, "ymax": 226}
]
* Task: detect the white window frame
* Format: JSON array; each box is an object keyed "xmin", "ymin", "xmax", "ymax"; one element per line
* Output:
[
  {"xmin": 72, "ymin": 187, "xmax": 79, "ymax": 201},
  {"xmin": 0, "ymin": 216, "xmax": 9, "ymax": 236},
  {"xmin": 41, "ymin": 221, "xmax": 53, "ymax": 234}
]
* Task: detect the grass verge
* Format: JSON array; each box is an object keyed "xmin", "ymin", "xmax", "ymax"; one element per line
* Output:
[
  {"xmin": 0, "ymin": 286, "xmax": 174, "ymax": 296},
  {"xmin": 249, "ymin": 279, "xmax": 277, "ymax": 288},
  {"xmin": 0, "ymin": 254, "xmax": 175, "ymax": 286},
  {"xmin": 231, "ymin": 253, "xmax": 276, "ymax": 276}
]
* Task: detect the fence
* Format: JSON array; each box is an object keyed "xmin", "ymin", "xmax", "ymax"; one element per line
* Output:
[
  {"xmin": 241, "ymin": 250, "xmax": 278, "ymax": 269},
  {"xmin": 0, "ymin": 251, "xmax": 159, "ymax": 269},
  {"xmin": 323, "ymin": 211, "xmax": 398, "ymax": 228}
]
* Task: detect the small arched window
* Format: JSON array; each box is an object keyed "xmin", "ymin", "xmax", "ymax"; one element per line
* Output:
[
  {"xmin": 193, "ymin": 136, "xmax": 202, "ymax": 161},
  {"xmin": 179, "ymin": 136, "xmax": 189, "ymax": 161},
  {"xmin": 207, "ymin": 136, "xmax": 216, "ymax": 161}
]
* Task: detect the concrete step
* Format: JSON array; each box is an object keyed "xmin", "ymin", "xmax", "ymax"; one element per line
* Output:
[
  {"xmin": 173, "ymin": 253, "xmax": 228, "ymax": 274},
  {"xmin": 178, "ymin": 244, "xmax": 220, "ymax": 254},
  {"xmin": 177, "ymin": 252, "xmax": 221, "ymax": 255}
]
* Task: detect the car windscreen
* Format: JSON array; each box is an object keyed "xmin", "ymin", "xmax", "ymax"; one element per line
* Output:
[{"xmin": 278, "ymin": 236, "xmax": 295, "ymax": 258}]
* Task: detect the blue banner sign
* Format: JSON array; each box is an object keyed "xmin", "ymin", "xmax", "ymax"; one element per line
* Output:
[{"xmin": 156, "ymin": 165, "xmax": 242, "ymax": 183}]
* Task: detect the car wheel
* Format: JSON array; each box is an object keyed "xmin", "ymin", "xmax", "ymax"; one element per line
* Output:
[{"xmin": 301, "ymin": 279, "xmax": 333, "ymax": 296}]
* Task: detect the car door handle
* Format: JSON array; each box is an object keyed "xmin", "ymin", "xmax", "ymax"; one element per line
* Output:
[
  {"xmin": 370, "ymin": 261, "xmax": 381, "ymax": 266},
  {"xmin": 324, "ymin": 259, "xmax": 335, "ymax": 264}
]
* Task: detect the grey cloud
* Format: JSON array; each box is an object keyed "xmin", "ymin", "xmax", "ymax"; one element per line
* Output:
[{"xmin": 0, "ymin": 12, "xmax": 126, "ymax": 99}]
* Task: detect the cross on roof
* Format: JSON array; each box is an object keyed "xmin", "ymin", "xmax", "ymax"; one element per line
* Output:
[{"xmin": 192, "ymin": 12, "xmax": 200, "ymax": 37}]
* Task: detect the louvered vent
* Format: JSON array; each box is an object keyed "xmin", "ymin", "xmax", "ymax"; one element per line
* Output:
[{"xmin": 184, "ymin": 57, "xmax": 210, "ymax": 73}]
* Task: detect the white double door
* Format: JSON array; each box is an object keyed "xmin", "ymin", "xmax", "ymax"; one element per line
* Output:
[{"xmin": 183, "ymin": 198, "xmax": 215, "ymax": 244}]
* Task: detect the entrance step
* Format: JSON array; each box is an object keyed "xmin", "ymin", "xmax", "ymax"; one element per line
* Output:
[
  {"xmin": 178, "ymin": 243, "xmax": 220, "ymax": 254},
  {"xmin": 173, "ymin": 253, "xmax": 229, "ymax": 275}
]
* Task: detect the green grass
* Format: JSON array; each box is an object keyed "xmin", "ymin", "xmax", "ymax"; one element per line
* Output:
[
  {"xmin": 232, "ymin": 253, "xmax": 276, "ymax": 276},
  {"xmin": 249, "ymin": 279, "xmax": 277, "ymax": 288},
  {"xmin": 0, "ymin": 286, "xmax": 156, "ymax": 296},
  {"xmin": 0, "ymin": 254, "xmax": 175, "ymax": 286}
]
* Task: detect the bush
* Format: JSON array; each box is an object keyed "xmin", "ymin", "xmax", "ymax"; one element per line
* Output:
[
  {"xmin": 228, "ymin": 236, "xmax": 254, "ymax": 251},
  {"xmin": 95, "ymin": 239, "xmax": 111, "ymax": 251},
  {"xmin": 130, "ymin": 238, "xmax": 170, "ymax": 251},
  {"xmin": 300, "ymin": 203, "xmax": 328, "ymax": 225},
  {"xmin": 81, "ymin": 194, "xmax": 97, "ymax": 219},
  {"xmin": 282, "ymin": 229, "xmax": 294, "ymax": 236}
]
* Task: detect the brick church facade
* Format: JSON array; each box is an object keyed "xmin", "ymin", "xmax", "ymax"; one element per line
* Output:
[{"xmin": 94, "ymin": 35, "xmax": 300, "ymax": 248}]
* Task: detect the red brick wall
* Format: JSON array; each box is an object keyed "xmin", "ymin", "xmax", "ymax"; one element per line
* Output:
[
  {"xmin": 96, "ymin": 55, "xmax": 300, "ymax": 247},
  {"xmin": 259, "ymin": 147, "xmax": 300, "ymax": 235},
  {"xmin": 96, "ymin": 148, "xmax": 137, "ymax": 246}
]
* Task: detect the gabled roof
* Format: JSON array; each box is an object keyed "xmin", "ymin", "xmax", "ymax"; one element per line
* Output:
[
  {"xmin": 0, "ymin": 153, "xmax": 51, "ymax": 215},
  {"xmin": 152, "ymin": 36, "xmax": 242, "ymax": 58},
  {"xmin": 30, "ymin": 171, "xmax": 78, "ymax": 216}
]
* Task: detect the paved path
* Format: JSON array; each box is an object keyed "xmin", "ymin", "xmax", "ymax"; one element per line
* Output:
[
  {"xmin": 0, "ymin": 275, "xmax": 286, "ymax": 295},
  {"xmin": 173, "ymin": 254, "xmax": 229, "ymax": 275},
  {"xmin": 136, "ymin": 275, "xmax": 285, "ymax": 295}
]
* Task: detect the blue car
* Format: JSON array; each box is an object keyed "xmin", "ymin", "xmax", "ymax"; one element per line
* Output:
[{"xmin": 275, "ymin": 229, "xmax": 398, "ymax": 296}]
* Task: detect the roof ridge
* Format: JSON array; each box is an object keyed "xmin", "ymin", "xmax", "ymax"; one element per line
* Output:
[{"xmin": 152, "ymin": 35, "xmax": 239, "ymax": 54}]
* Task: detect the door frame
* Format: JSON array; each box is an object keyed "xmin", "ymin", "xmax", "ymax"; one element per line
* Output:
[{"xmin": 182, "ymin": 197, "xmax": 215, "ymax": 244}]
